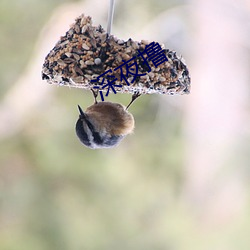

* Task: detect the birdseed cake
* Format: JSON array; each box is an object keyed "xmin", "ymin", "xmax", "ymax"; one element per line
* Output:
[{"xmin": 42, "ymin": 14, "xmax": 190, "ymax": 96}]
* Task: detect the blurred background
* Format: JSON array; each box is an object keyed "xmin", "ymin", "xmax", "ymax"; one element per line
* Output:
[{"xmin": 1, "ymin": 0, "xmax": 250, "ymax": 249}]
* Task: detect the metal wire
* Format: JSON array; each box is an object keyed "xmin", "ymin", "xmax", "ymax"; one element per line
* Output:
[{"xmin": 107, "ymin": 0, "xmax": 115, "ymax": 34}]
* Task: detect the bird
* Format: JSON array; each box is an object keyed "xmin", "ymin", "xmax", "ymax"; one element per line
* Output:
[{"xmin": 75, "ymin": 91, "xmax": 140, "ymax": 149}]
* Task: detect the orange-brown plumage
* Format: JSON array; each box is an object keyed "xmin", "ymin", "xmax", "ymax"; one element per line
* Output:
[{"xmin": 85, "ymin": 102, "xmax": 134, "ymax": 135}]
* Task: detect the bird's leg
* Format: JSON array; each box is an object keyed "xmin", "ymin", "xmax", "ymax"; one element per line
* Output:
[
  {"xmin": 91, "ymin": 89, "xmax": 99, "ymax": 104},
  {"xmin": 126, "ymin": 92, "xmax": 141, "ymax": 110}
]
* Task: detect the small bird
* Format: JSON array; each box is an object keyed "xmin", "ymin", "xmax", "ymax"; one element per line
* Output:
[{"xmin": 75, "ymin": 92, "xmax": 140, "ymax": 149}]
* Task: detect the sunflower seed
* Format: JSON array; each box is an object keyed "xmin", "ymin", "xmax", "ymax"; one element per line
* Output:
[{"xmin": 82, "ymin": 43, "xmax": 90, "ymax": 50}]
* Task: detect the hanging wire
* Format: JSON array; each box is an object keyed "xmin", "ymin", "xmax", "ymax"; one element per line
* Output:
[{"xmin": 107, "ymin": 0, "xmax": 115, "ymax": 34}]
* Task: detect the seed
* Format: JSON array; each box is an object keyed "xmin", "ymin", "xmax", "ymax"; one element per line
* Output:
[
  {"xmin": 57, "ymin": 59, "xmax": 67, "ymax": 66},
  {"xmin": 81, "ymin": 26, "xmax": 87, "ymax": 34},
  {"xmin": 72, "ymin": 53, "xmax": 80, "ymax": 60},
  {"xmin": 72, "ymin": 48, "xmax": 84, "ymax": 55},
  {"xmin": 125, "ymin": 48, "xmax": 132, "ymax": 53},
  {"xmin": 72, "ymin": 76, "xmax": 84, "ymax": 83},
  {"xmin": 118, "ymin": 39, "xmax": 124, "ymax": 45},
  {"xmin": 148, "ymin": 72, "xmax": 154, "ymax": 78},
  {"xmin": 122, "ymin": 54, "xmax": 130, "ymax": 61},
  {"xmin": 74, "ymin": 66, "xmax": 83, "ymax": 75},
  {"xmin": 100, "ymin": 33, "xmax": 107, "ymax": 43},
  {"xmin": 75, "ymin": 24, "xmax": 80, "ymax": 34},
  {"xmin": 59, "ymin": 40, "xmax": 69, "ymax": 47},
  {"xmin": 85, "ymin": 74, "xmax": 91, "ymax": 80},
  {"xmin": 85, "ymin": 69, "xmax": 93, "ymax": 74},
  {"xmin": 90, "ymin": 38, "xmax": 97, "ymax": 48},
  {"xmin": 63, "ymin": 58, "xmax": 75, "ymax": 64},
  {"xmin": 116, "ymin": 55, "xmax": 122, "ymax": 62},
  {"xmin": 94, "ymin": 58, "xmax": 101, "ymax": 65},
  {"xmin": 82, "ymin": 43, "xmax": 90, "ymax": 50},
  {"xmin": 132, "ymin": 42, "xmax": 138, "ymax": 50},
  {"xmin": 81, "ymin": 18, "xmax": 87, "ymax": 26},
  {"xmin": 85, "ymin": 60, "xmax": 94, "ymax": 65},
  {"xmin": 65, "ymin": 52, "xmax": 72, "ymax": 58}
]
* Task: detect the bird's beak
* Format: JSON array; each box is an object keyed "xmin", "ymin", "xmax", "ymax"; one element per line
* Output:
[{"xmin": 77, "ymin": 105, "xmax": 86, "ymax": 119}]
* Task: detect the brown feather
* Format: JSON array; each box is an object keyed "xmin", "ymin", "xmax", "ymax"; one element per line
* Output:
[{"xmin": 85, "ymin": 102, "xmax": 134, "ymax": 135}]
